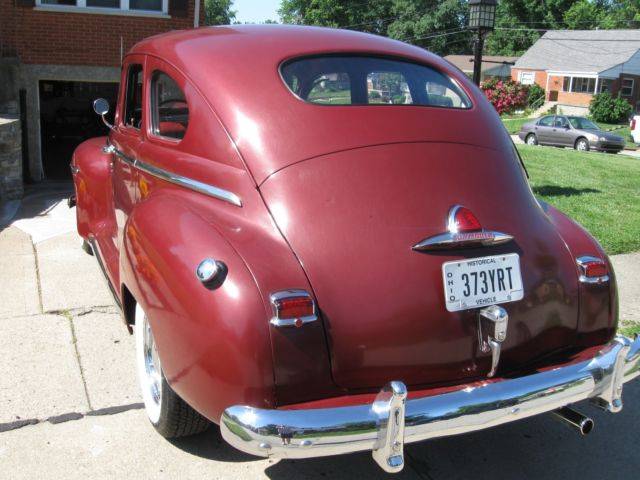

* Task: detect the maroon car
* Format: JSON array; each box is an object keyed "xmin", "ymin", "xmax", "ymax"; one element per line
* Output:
[{"xmin": 70, "ymin": 25, "xmax": 640, "ymax": 473}]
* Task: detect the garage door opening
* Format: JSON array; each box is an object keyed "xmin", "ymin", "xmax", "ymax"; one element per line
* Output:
[{"xmin": 39, "ymin": 81, "xmax": 118, "ymax": 180}]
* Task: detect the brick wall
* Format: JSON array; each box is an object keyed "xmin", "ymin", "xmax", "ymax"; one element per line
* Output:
[{"xmin": 0, "ymin": 0, "xmax": 195, "ymax": 66}]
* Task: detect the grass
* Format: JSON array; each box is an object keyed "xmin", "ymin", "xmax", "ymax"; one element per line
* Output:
[
  {"xmin": 517, "ymin": 145, "xmax": 640, "ymax": 255},
  {"xmin": 502, "ymin": 117, "xmax": 531, "ymax": 134},
  {"xmin": 619, "ymin": 321, "xmax": 640, "ymax": 338}
]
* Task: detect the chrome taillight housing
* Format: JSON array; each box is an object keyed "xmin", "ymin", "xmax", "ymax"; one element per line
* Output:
[
  {"xmin": 577, "ymin": 256, "xmax": 609, "ymax": 284},
  {"xmin": 270, "ymin": 289, "xmax": 318, "ymax": 327}
]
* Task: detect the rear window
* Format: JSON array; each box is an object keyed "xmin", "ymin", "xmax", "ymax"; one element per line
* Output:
[{"xmin": 281, "ymin": 55, "xmax": 471, "ymax": 109}]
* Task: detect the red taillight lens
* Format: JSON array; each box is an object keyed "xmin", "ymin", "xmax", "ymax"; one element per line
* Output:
[
  {"xmin": 270, "ymin": 290, "xmax": 316, "ymax": 327},
  {"xmin": 274, "ymin": 296, "xmax": 314, "ymax": 319},
  {"xmin": 577, "ymin": 256, "xmax": 609, "ymax": 282},
  {"xmin": 450, "ymin": 206, "xmax": 482, "ymax": 233},
  {"xmin": 631, "ymin": 119, "xmax": 636, "ymax": 130}
]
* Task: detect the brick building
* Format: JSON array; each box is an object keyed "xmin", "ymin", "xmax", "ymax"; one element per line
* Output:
[
  {"xmin": 0, "ymin": 0, "xmax": 197, "ymax": 188},
  {"xmin": 511, "ymin": 30, "xmax": 640, "ymax": 116}
]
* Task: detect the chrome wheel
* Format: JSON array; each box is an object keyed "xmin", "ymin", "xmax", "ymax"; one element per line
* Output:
[
  {"xmin": 136, "ymin": 303, "xmax": 162, "ymax": 424},
  {"xmin": 526, "ymin": 134, "xmax": 537, "ymax": 145}
]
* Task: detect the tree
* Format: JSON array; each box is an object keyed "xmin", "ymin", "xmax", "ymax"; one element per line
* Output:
[
  {"xmin": 204, "ymin": 0, "xmax": 236, "ymax": 26},
  {"xmin": 279, "ymin": 0, "xmax": 393, "ymax": 35},
  {"xmin": 386, "ymin": 0, "xmax": 473, "ymax": 55}
]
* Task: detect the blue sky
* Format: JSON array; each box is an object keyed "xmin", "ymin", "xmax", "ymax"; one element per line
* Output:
[{"xmin": 234, "ymin": 0, "xmax": 281, "ymax": 23}]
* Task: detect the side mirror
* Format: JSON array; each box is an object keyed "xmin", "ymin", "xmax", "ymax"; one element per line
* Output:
[{"xmin": 93, "ymin": 98, "xmax": 114, "ymax": 130}]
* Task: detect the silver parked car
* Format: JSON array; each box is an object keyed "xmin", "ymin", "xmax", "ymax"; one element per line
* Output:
[{"xmin": 518, "ymin": 115, "xmax": 625, "ymax": 153}]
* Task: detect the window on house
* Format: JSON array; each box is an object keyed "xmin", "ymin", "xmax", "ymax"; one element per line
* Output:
[
  {"xmin": 562, "ymin": 77, "xmax": 570, "ymax": 92},
  {"xmin": 150, "ymin": 71, "xmax": 189, "ymax": 140},
  {"xmin": 519, "ymin": 71, "xmax": 535, "ymax": 85},
  {"xmin": 573, "ymin": 77, "xmax": 596, "ymax": 93},
  {"xmin": 599, "ymin": 79, "xmax": 613, "ymax": 93},
  {"xmin": 124, "ymin": 64, "xmax": 143, "ymax": 129},
  {"xmin": 621, "ymin": 78, "xmax": 635, "ymax": 96},
  {"xmin": 36, "ymin": 0, "xmax": 165, "ymax": 12}
]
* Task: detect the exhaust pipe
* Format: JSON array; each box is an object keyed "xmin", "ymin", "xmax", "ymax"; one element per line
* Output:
[{"xmin": 552, "ymin": 406, "xmax": 594, "ymax": 436}]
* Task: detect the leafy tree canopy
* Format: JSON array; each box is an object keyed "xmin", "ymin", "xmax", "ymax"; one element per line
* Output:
[
  {"xmin": 278, "ymin": 0, "xmax": 640, "ymax": 56},
  {"xmin": 204, "ymin": 0, "xmax": 236, "ymax": 26}
]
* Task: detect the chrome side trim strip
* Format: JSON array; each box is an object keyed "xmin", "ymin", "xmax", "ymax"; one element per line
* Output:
[
  {"xmin": 111, "ymin": 147, "xmax": 242, "ymax": 207},
  {"xmin": 220, "ymin": 335, "xmax": 640, "ymax": 472}
]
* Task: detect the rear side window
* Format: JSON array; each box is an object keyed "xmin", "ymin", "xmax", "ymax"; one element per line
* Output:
[
  {"xmin": 281, "ymin": 56, "xmax": 471, "ymax": 109},
  {"xmin": 150, "ymin": 71, "xmax": 189, "ymax": 140},
  {"xmin": 538, "ymin": 116, "xmax": 554, "ymax": 127},
  {"xmin": 124, "ymin": 64, "xmax": 143, "ymax": 128}
]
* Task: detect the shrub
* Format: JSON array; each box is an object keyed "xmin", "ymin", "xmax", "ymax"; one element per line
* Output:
[
  {"xmin": 589, "ymin": 92, "xmax": 633, "ymax": 123},
  {"xmin": 527, "ymin": 84, "xmax": 545, "ymax": 109},
  {"xmin": 481, "ymin": 77, "xmax": 529, "ymax": 115}
]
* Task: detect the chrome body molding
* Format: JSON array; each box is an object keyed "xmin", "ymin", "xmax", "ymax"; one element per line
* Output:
[
  {"xmin": 221, "ymin": 335, "xmax": 640, "ymax": 473},
  {"xmin": 412, "ymin": 230, "xmax": 513, "ymax": 251},
  {"xmin": 108, "ymin": 143, "xmax": 242, "ymax": 207}
]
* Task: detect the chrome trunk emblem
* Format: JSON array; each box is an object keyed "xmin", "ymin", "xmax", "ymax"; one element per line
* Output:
[{"xmin": 412, "ymin": 205, "xmax": 514, "ymax": 251}]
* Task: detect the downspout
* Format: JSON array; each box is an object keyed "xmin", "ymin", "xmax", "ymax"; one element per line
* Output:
[{"xmin": 194, "ymin": 0, "xmax": 200, "ymax": 28}]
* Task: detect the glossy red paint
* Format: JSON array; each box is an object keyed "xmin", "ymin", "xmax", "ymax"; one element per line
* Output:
[{"xmin": 71, "ymin": 25, "xmax": 617, "ymax": 422}]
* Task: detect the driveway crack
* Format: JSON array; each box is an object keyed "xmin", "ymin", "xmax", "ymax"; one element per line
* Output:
[{"xmin": 60, "ymin": 310, "xmax": 93, "ymax": 411}]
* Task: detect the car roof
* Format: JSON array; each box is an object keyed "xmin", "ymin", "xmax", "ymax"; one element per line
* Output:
[{"xmin": 129, "ymin": 25, "xmax": 501, "ymax": 184}]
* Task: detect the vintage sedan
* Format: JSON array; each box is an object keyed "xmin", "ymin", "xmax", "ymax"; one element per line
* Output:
[
  {"xmin": 70, "ymin": 25, "xmax": 640, "ymax": 473},
  {"xmin": 518, "ymin": 115, "xmax": 626, "ymax": 153}
]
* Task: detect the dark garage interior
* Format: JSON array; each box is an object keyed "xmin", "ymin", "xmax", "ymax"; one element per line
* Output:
[{"xmin": 39, "ymin": 80, "xmax": 118, "ymax": 180}]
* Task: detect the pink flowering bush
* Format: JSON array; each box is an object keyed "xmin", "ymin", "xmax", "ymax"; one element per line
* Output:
[{"xmin": 481, "ymin": 77, "xmax": 530, "ymax": 115}]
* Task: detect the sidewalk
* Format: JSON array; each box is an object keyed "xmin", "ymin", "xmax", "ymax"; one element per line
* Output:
[{"xmin": 1, "ymin": 184, "xmax": 639, "ymax": 479}]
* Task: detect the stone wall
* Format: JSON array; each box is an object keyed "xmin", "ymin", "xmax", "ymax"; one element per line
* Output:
[{"xmin": 0, "ymin": 116, "xmax": 23, "ymax": 201}]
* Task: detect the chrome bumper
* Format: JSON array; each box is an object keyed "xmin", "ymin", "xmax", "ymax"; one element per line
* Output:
[{"xmin": 220, "ymin": 335, "xmax": 640, "ymax": 473}]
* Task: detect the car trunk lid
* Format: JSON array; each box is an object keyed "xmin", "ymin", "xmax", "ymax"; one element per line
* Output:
[{"xmin": 259, "ymin": 142, "xmax": 580, "ymax": 390}]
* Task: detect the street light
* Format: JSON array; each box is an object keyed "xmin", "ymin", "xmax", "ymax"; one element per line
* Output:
[{"xmin": 468, "ymin": 0, "xmax": 497, "ymax": 86}]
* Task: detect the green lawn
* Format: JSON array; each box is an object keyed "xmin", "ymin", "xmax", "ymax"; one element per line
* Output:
[
  {"xmin": 502, "ymin": 117, "xmax": 531, "ymax": 134},
  {"xmin": 518, "ymin": 145, "xmax": 640, "ymax": 255}
]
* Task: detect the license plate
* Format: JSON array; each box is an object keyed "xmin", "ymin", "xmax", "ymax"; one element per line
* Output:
[{"xmin": 442, "ymin": 254, "xmax": 524, "ymax": 312}]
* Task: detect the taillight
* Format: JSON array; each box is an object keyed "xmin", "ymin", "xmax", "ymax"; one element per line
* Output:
[
  {"xmin": 448, "ymin": 206, "xmax": 482, "ymax": 233},
  {"xmin": 270, "ymin": 290, "xmax": 317, "ymax": 327},
  {"xmin": 577, "ymin": 256, "xmax": 609, "ymax": 284},
  {"xmin": 631, "ymin": 119, "xmax": 636, "ymax": 130}
]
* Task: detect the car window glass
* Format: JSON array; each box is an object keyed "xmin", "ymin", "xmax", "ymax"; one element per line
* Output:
[
  {"xmin": 554, "ymin": 117, "xmax": 568, "ymax": 128},
  {"xmin": 305, "ymin": 73, "xmax": 352, "ymax": 104},
  {"xmin": 367, "ymin": 72, "xmax": 411, "ymax": 104},
  {"xmin": 538, "ymin": 116, "xmax": 554, "ymax": 127},
  {"xmin": 281, "ymin": 56, "xmax": 471, "ymax": 108},
  {"xmin": 568, "ymin": 117, "xmax": 598, "ymax": 130},
  {"xmin": 151, "ymin": 71, "xmax": 189, "ymax": 140},
  {"xmin": 124, "ymin": 64, "xmax": 143, "ymax": 129}
]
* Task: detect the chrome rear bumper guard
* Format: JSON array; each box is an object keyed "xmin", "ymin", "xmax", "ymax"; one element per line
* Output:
[{"xmin": 220, "ymin": 335, "xmax": 640, "ymax": 473}]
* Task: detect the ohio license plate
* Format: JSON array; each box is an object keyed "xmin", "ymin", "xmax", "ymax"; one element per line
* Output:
[{"xmin": 442, "ymin": 254, "xmax": 524, "ymax": 312}]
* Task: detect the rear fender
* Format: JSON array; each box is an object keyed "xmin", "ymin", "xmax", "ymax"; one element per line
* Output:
[
  {"xmin": 541, "ymin": 201, "xmax": 617, "ymax": 345},
  {"xmin": 120, "ymin": 193, "xmax": 275, "ymax": 422},
  {"xmin": 71, "ymin": 137, "xmax": 116, "ymax": 240}
]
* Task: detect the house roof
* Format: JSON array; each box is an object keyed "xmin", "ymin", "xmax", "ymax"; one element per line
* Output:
[
  {"xmin": 514, "ymin": 29, "xmax": 640, "ymax": 73},
  {"xmin": 445, "ymin": 55, "xmax": 519, "ymax": 74}
]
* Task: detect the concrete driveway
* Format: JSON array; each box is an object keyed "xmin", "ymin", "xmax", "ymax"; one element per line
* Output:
[{"xmin": 1, "ymin": 184, "xmax": 639, "ymax": 479}]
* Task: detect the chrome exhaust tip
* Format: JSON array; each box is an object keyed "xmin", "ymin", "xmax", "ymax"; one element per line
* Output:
[{"xmin": 553, "ymin": 406, "xmax": 594, "ymax": 436}]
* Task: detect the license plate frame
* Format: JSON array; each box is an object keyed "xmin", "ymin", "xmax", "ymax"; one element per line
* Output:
[{"xmin": 442, "ymin": 253, "xmax": 524, "ymax": 312}]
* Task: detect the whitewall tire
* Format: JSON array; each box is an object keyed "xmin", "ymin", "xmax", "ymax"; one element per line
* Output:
[{"xmin": 135, "ymin": 303, "xmax": 210, "ymax": 437}]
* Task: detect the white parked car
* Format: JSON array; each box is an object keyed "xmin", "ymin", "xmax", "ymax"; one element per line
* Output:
[{"xmin": 631, "ymin": 115, "xmax": 640, "ymax": 144}]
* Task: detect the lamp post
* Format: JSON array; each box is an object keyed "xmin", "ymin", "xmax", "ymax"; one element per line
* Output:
[{"xmin": 468, "ymin": 0, "xmax": 498, "ymax": 86}]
